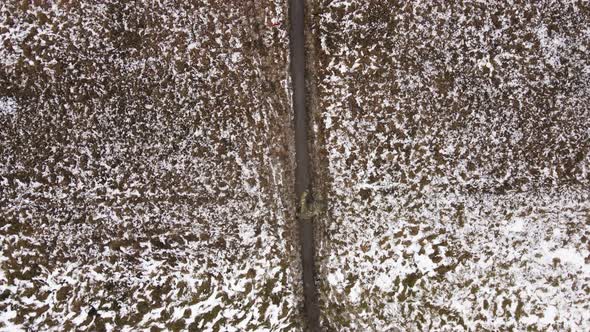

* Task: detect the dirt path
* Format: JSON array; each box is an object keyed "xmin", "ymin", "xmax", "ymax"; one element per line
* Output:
[{"xmin": 289, "ymin": 0, "xmax": 320, "ymax": 330}]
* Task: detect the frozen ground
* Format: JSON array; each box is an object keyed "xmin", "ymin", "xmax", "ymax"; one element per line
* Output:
[
  {"xmin": 2, "ymin": 1, "xmax": 590, "ymax": 331},
  {"xmin": 0, "ymin": 1, "xmax": 302, "ymax": 331},
  {"xmin": 308, "ymin": 1, "xmax": 590, "ymax": 330}
]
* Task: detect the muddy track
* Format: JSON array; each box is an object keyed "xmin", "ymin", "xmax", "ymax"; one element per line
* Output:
[{"xmin": 289, "ymin": 0, "xmax": 320, "ymax": 330}]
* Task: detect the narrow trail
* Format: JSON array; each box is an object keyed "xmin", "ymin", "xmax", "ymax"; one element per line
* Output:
[{"xmin": 289, "ymin": 0, "xmax": 321, "ymax": 330}]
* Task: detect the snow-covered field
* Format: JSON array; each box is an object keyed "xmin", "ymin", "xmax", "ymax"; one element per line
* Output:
[
  {"xmin": 2, "ymin": 1, "xmax": 590, "ymax": 331},
  {"xmin": 0, "ymin": 1, "xmax": 302, "ymax": 331},
  {"xmin": 308, "ymin": 1, "xmax": 590, "ymax": 330}
]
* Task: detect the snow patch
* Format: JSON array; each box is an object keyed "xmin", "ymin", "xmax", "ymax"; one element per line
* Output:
[
  {"xmin": 374, "ymin": 272, "xmax": 394, "ymax": 292},
  {"xmin": 540, "ymin": 306, "xmax": 558, "ymax": 326},
  {"xmin": 506, "ymin": 218, "xmax": 526, "ymax": 233},
  {"xmin": 548, "ymin": 248, "xmax": 589, "ymax": 272},
  {"xmin": 349, "ymin": 281, "xmax": 362, "ymax": 303},
  {"xmin": 327, "ymin": 269, "xmax": 345, "ymax": 287},
  {"xmin": 0, "ymin": 97, "xmax": 17, "ymax": 116}
]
